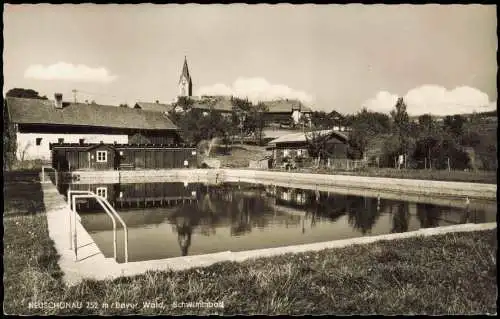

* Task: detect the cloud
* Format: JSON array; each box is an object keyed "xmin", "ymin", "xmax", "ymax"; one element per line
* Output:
[
  {"xmin": 363, "ymin": 85, "xmax": 496, "ymax": 116},
  {"xmin": 363, "ymin": 91, "xmax": 399, "ymax": 114},
  {"xmin": 196, "ymin": 77, "xmax": 314, "ymax": 104},
  {"xmin": 24, "ymin": 62, "xmax": 117, "ymax": 83}
]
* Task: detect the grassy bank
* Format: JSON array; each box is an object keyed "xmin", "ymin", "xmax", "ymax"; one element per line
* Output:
[
  {"xmin": 3, "ymin": 175, "xmax": 497, "ymax": 315},
  {"xmin": 270, "ymin": 167, "xmax": 497, "ymax": 184},
  {"xmin": 3, "ymin": 170, "xmax": 46, "ymax": 217},
  {"xmin": 209, "ymin": 144, "xmax": 270, "ymax": 168},
  {"xmin": 202, "ymin": 144, "xmax": 496, "ymax": 184}
]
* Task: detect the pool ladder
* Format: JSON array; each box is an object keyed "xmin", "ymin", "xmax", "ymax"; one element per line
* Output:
[{"xmin": 67, "ymin": 190, "xmax": 129, "ymax": 263}]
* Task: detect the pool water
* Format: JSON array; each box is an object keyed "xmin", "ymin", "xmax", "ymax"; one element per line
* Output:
[{"xmin": 66, "ymin": 182, "xmax": 496, "ymax": 263}]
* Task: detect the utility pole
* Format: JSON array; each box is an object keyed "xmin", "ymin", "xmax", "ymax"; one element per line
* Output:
[{"xmin": 72, "ymin": 89, "xmax": 77, "ymax": 103}]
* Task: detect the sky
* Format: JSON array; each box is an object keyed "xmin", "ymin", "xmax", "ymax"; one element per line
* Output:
[{"xmin": 3, "ymin": 4, "xmax": 497, "ymax": 115}]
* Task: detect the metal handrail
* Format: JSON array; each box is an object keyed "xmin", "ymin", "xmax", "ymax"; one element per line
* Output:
[
  {"xmin": 67, "ymin": 190, "xmax": 129, "ymax": 263},
  {"xmin": 96, "ymin": 197, "xmax": 129, "ymax": 263},
  {"xmin": 68, "ymin": 190, "xmax": 102, "ymax": 249},
  {"xmin": 68, "ymin": 190, "xmax": 88, "ymax": 249},
  {"xmin": 71, "ymin": 193, "xmax": 117, "ymax": 262}
]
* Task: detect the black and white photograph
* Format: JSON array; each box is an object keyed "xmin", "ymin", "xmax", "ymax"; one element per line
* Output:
[{"xmin": 2, "ymin": 3, "xmax": 497, "ymax": 315}]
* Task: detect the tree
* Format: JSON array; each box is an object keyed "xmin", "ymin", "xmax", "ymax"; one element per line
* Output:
[
  {"xmin": 460, "ymin": 131, "xmax": 481, "ymax": 148},
  {"xmin": 413, "ymin": 135, "xmax": 441, "ymax": 169},
  {"xmin": 3, "ymin": 87, "xmax": 48, "ymax": 169},
  {"xmin": 309, "ymin": 110, "xmax": 347, "ymax": 130},
  {"xmin": 418, "ymin": 114, "xmax": 434, "ymax": 134},
  {"xmin": 310, "ymin": 111, "xmax": 333, "ymax": 129},
  {"xmin": 346, "ymin": 108, "xmax": 391, "ymax": 160},
  {"xmin": 169, "ymin": 108, "xmax": 203, "ymax": 144},
  {"xmin": 380, "ymin": 135, "xmax": 401, "ymax": 168},
  {"xmin": 170, "ymin": 106, "xmax": 232, "ymax": 154},
  {"xmin": 347, "ymin": 128, "xmax": 368, "ymax": 160},
  {"xmin": 351, "ymin": 108, "xmax": 391, "ymax": 135},
  {"xmin": 248, "ymin": 102, "xmax": 268, "ymax": 145},
  {"xmin": 304, "ymin": 128, "xmax": 338, "ymax": 167},
  {"xmin": 443, "ymin": 114, "xmax": 466, "ymax": 140},
  {"xmin": 6, "ymin": 88, "xmax": 48, "ymax": 100},
  {"xmin": 3, "ymin": 102, "xmax": 17, "ymax": 170},
  {"xmin": 329, "ymin": 110, "xmax": 346, "ymax": 128},
  {"xmin": 176, "ymin": 96, "xmax": 194, "ymax": 111},
  {"xmin": 436, "ymin": 136, "xmax": 470, "ymax": 170},
  {"xmin": 231, "ymin": 97, "xmax": 253, "ymax": 143},
  {"xmin": 390, "ymin": 97, "xmax": 410, "ymax": 156},
  {"xmin": 129, "ymin": 133, "xmax": 151, "ymax": 144},
  {"xmin": 219, "ymin": 116, "xmax": 235, "ymax": 153},
  {"xmin": 18, "ymin": 141, "xmax": 32, "ymax": 162},
  {"xmin": 119, "ymin": 103, "xmax": 129, "ymax": 108}
]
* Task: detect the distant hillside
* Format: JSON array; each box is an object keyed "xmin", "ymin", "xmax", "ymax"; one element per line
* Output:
[{"xmin": 409, "ymin": 109, "xmax": 497, "ymax": 122}]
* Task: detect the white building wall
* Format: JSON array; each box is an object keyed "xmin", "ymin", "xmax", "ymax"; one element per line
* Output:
[
  {"xmin": 291, "ymin": 110, "xmax": 302, "ymax": 124},
  {"xmin": 16, "ymin": 132, "xmax": 128, "ymax": 161},
  {"xmin": 179, "ymin": 75, "xmax": 190, "ymax": 97}
]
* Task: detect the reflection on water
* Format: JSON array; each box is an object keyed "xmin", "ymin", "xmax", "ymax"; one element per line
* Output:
[
  {"xmin": 64, "ymin": 181, "xmax": 496, "ymax": 262},
  {"xmin": 391, "ymin": 202, "xmax": 410, "ymax": 233}
]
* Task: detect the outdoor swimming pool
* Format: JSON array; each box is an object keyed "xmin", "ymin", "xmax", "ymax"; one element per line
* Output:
[{"xmin": 62, "ymin": 181, "xmax": 497, "ymax": 263}]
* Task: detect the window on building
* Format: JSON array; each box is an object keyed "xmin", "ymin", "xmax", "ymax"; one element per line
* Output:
[
  {"xmin": 58, "ymin": 138, "xmax": 64, "ymax": 144},
  {"xmin": 282, "ymin": 191, "xmax": 291, "ymax": 201},
  {"xmin": 35, "ymin": 138, "xmax": 42, "ymax": 146},
  {"xmin": 297, "ymin": 192, "xmax": 307, "ymax": 204},
  {"xmin": 283, "ymin": 149, "xmax": 289, "ymax": 157},
  {"xmin": 96, "ymin": 151, "xmax": 107, "ymax": 163},
  {"xmin": 96, "ymin": 187, "xmax": 107, "ymax": 199}
]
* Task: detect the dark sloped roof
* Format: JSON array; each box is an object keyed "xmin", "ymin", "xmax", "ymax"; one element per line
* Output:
[
  {"xmin": 178, "ymin": 96, "xmax": 314, "ymax": 114},
  {"xmin": 192, "ymin": 96, "xmax": 233, "ymax": 112},
  {"xmin": 84, "ymin": 143, "xmax": 116, "ymax": 151},
  {"xmin": 6, "ymin": 97, "xmax": 179, "ymax": 131},
  {"xmin": 134, "ymin": 101, "xmax": 174, "ymax": 113},
  {"xmin": 268, "ymin": 129, "xmax": 348, "ymax": 146},
  {"xmin": 262, "ymin": 99, "xmax": 313, "ymax": 114}
]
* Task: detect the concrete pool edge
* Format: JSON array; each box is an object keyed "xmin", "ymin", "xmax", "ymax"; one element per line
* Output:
[
  {"xmin": 62, "ymin": 169, "xmax": 497, "ymax": 200},
  {"xmin": 102, "ymin": 222, "xmax": 499, "ymax": 274}
]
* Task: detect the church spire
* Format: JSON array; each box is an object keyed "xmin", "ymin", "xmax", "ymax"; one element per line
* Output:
[
  {"xmin": 179, "ymin": 56, "xmax": 191, "ymax": 83},
  {"xmin": 178, "ymin": 56, "xmax": 193, "ymax": 97}
]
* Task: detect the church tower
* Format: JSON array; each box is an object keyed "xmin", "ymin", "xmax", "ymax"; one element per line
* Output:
[{"xmin": 178, "ymin": 56, "xmax": 193, "ymax": 97}]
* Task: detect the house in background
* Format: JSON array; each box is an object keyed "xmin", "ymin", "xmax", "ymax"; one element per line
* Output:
[
  {"xmin": 4, "ymin": 93, "xmax": 183, "ymax": 161},
  {"xmin": 262, "ymin": 99, "xmax": 313, "ymax": 127},
  {"xmin": 266, "ymin": 129, "xmax": 350, "ymax": 168},
  {"xmin": 191, "ymin": 95, "xmax": 234, "ymax": 117}
]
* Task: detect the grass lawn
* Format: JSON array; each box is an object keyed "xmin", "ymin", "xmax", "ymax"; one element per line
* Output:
[
  {"xmin": 3, "ymin": 170, "xmax": 46, "ymax": 216},
  {"xmin": 3, "ymin": 172, "xmax": 497, "ymax": 315}
]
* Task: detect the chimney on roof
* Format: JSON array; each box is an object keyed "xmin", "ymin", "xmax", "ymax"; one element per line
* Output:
[{"xmin": 54, "ymin": 93, "xmax": 63, "ymax": 109}]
